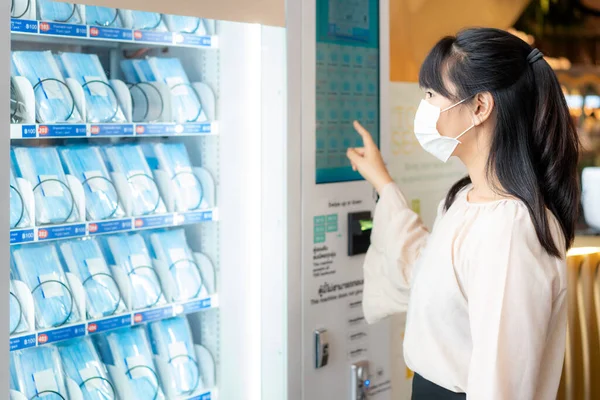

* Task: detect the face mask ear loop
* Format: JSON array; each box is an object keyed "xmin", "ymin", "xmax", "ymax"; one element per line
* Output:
[
  {"xmin": 454, "ymin": 123, "xmax": 475, "ymax": 143},
  {"xmin": 441, "ymin": 97, "xmax": 469, "ymax": 113}
]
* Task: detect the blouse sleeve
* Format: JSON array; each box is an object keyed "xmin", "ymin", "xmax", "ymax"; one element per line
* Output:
[
  {"xmin": 464, "ymin": 203, "xmax": 564, "ymax": 399},
  {"xmin": 362, "ymin": 182, "xmax": 435, "ymax": 324}
]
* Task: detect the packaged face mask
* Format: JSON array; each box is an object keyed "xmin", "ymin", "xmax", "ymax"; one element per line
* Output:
[
  {"xmin": 164, "ymin": 15, "xmax": 205, "ymax": 34},
  {"xmin": 37, "ymin": 0, "xmax": 82, "ymax": 23},
  {"xmin": 12, "ymin": 243, "xmax": 80, "ymax": 329},
  {"xmin": 105, "ymin": 326, "xmax": 165, "ymax": 400},
  {"xmin": 58, "ymin": 52, "xmax": 126, "ymax": 123},
  {"xmin": 106, "ymin": 233, "xmax": 165, "ymax": 310},
  {"xmin": 12, "ymin": 51, "xmax": 83, "ymax": 123},
  {"xmin": 148, "ymin": 317, "xmax": 200, "ymax": 396},
  {"xmin": 59, "ymin": 145, "xmax": 124, "ymax": 221},
  {"xmin": 13, "ymin": 146, "xmax": 76, "ymax": 225},
  {"xmin": 130, "ymin": 11, "xmax": 167, "ymax": 31},
  {"xmin": 10, "ymin": 279, "xmax": 30, "ymax": 335},
  {"xmin": 144, "ymin": 142, "xmax": 203, "ymax": 211},
  {"xmin": 59, "ymin": 238, "xmax": 124, "ymax": 319},
  {"xmin": 56, "ymin": 337, "xmax": 115, "ymax": 400},
  {"xmin": 86, "ymin": 6, "xmax": 122, "ymax": 27},
  {"xmin": 120, "ymin": 59, "xmax": 156, "ymax": 84},
  {"xmin": 11, "ymin": 346, "xmax": 68, "ymax": 400},
  {"xmin": 147, "ymin": 57, "xmax": 203, "ymax": 123},
  {"xmin": 10, "ymin": 163, "xmax": 31, "ymax": 229},
  {"xmin": 103, "ymin": 145, "xmax": 166, "ymax": 216},
  {"xmin": 148, "ymin": 229, "xmax": 202, "ymax": 301}
]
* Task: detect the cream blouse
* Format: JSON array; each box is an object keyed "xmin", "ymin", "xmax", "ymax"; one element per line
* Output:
[{"xmin": 363, "ymin": 182, "xmax": 567, "ymax": 399}]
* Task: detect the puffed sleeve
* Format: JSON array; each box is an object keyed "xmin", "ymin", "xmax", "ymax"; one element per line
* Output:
[
  {"xmin": 362, "ymin": 182, "xmax": 435, "ymax": 324},
  {"xmin": 464, "ymin": 202, "xmax": 565, "ymax": 399}
]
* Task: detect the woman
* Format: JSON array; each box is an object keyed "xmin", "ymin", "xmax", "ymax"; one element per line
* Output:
[{"xmin": 347, "ymin": 28, "xmax": 579, "ymax": 399}]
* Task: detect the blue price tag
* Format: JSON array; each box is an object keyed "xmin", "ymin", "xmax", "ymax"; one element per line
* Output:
[
  {"xmin": 133, "ymin": 30, "xmax": 173, "ymax": 44},
  {"xmin": 175, "ymin": 34, "xmax": 212, "ymax": 47},
  {"xmin": 37, "ymin": 124, "xmax": 87, "ymax": 138},
  {"xmin": 181, "ymin": 297, "xmax": 212, "ymax": 314},
  {"xmin": 135, "ymin": 124, "xmax": 178, "ymax": 136},
  {"xmin": 180, "ymin": 123, "xmax": 213, "ymax": 135},
  {"xmin": 90, "ymin": 124, "xmax": 135, "ymax": 137},
  {"xmin": 38, "ymin": 324, "xmax": 86, "ymax": 345},
  {"xmin": 11, "ymin": 19, "xmax": 38, "ymax": 34},
  {"xmin": 10, "ymin": 229, "xmax": 35, "ymax": 245},
  {"xmin": 183, "ymin": 210, "xmax": 213, "ymax": 224},
  {"xmin": 134, "ymin": 214, "xmax": 175, "ymax": 230},
  {"xmin": 89, "ymin": 219, "xmax": 133, "ymax": 235},
  {"xmin": 21, "ymin": 125, "xmax": 37, "ymax": 138},
  {"xmin": 38, "ymin": 224, "xmax": 87, "ymax": 241},
  {"xmin": 10, "ymin": 334, "xmax": 37, "ymax": 351},
  {"xmin": 89, "ymin": 26, "xmax": 133, "ymax": 41},
  {"xmin": 87, "ymin": 314, "xmax": 132, "ymax": 334},
  {"xmin": 39, "ymin": 22, "xmax": 87, "ymax": 37},
  {"xmin": 133, "ymin": 306, "xmax": 173, "ymax": 324}
]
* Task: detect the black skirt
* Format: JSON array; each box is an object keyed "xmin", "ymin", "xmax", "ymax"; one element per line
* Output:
[{"xmin": 412, "ymin": 373, "xmax": 466, "ymax": 399}]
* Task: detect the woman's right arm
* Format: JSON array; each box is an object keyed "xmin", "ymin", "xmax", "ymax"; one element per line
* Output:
[
  {"xmin": 362, "ymin": 182, "xmax": 431, "ymax": 324},
  {"xmin": 346, "ymin": 121, "xmax": 432, "ymax": 323}
]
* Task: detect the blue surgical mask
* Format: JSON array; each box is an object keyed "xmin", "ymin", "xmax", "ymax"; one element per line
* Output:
[
  {"xmin": 105, "ymin": 326, "xmax": 165, "ymax": 400},
  {"xmin": 147, "ymin": 57, "xmax": 204, "ymax": 123},
  {"xmin": 56, "ymin": 337, "xmax": 115, "ymax": 400},
  {"xmin": 10, "ymin": 279, "xmax": 29, "ymax": 335},
  {"xmin": 12, "ymin": 51, "xmax": 83, "ymax": 123},
  {"xmin": 11, "ymin": 345, "xmax": 69, "ymax": 400},
  {"xmin": 103, "ymin": 145, "xmax": 166, "ymax": 216},
  {"xmin": 59, "ymin": 238, "xmax": 124, "ymax": 319},
  {"xmin": 148, "ymin": 317, "xmax": 200, "ymax": 396},
  {"xmin": 13, "ymin": 146, "xmax": 76, "ymax": 225},
  {"xmin": 129, "ymin": 11, "xmax": 166, "ymax": 31},
  {"xmin": 144, "ymin": 143, "xmax": 203, "ymax": 211},
  {"xmin": 37, "ymin": 0, "xmax": 82, "ymax": 23},
  {"xmin": 164, "ymin": 15, "xmax": 205, "ymax": 34},
  {"xmin": 105, "ymin": 233, "xmax": 165, "ymax": 310},
  {"xmin": 59, "ymin": 145, "xmax": 124, "ymax": 221},
  {"xmin": 12, "ymin": 243, "xmax": 80, "ymax": 329},
  {"xmin": 86, "ymin": 6, "xmax": 121, "ymax": 27},
  {"xmin": 148, "ymin": 229, "xmax": 202, "ymax": 301},
  {"xmin": 58, "ymin": 52, "xmax": 126, "ymax": 123}
]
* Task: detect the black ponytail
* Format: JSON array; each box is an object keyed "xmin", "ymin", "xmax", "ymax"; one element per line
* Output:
[{"xmin": 420, "ymin": 28, "xmax": 580, "ymax": 257}]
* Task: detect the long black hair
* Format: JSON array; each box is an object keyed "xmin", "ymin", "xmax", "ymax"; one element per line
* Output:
[{"xmin": 419, "ymin": 28, "xmax": 580, "ymax": 257}]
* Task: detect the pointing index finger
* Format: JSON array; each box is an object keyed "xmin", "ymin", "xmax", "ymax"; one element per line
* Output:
[{"xmin": 353, "ymin": 121, "xmax": 375, "ymax": 147}]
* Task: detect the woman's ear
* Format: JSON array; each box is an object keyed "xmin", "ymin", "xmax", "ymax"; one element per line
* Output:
[{"xmin": 473, "ymin": 92, "xmax": 494, "ymax": 126}]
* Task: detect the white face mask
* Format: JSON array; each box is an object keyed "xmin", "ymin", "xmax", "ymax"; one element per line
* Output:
[{"xmin": 413, "ymin": 98, "xmax": 475, "ymax": 162}]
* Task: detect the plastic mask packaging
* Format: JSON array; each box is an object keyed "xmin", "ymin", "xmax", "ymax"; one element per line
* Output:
[
  {"xmin": 130, "ymin": 11, "xmax": 167, "ymax": 31},
  {"xmin": 10, "ymin": 279, "xmax": 29, "ymax": 335},
  {"xmin": 147, "ymin": 57, "xmax": 203, "ymax": 123},
  {"xmin": 148, "ymin": 317, "xmax": 200, "ymax": 396},
  {"xmin": 59, "ymin": 145, "xmax": 124, "ymax": 221},
  {"xmin": 59, "ymin": 238, "xmax": 123, "ymax": 319},
  {"xmin": 13, "ymin": 146, "xmax": 76, "ymax": 225},
  {"xmin": 106, "ymin": 233, "xmax": 165, "ymax": 310},
  {"xmin": 147, "ymin": 142, "xmax": 203, "ymax": 211},
  {"xmin": 164, "ymin": 15, "xmax": 205, "ymax": 34},
  {"xmin": 86, "ymin": 6, "xmax": 122, "ymax": 27},
  {"xmin": 58, "ymin": 52, "xmax": 126, "ymax": 123},
  {"xmin": 120, "ymin": 59, "xmax": 156, "ymax": 84},
  {"xmin": 37, "ymin": 0, "xmax": 83, "ymax": 23},
  {"xmin": 105, "ymin": 326, "xmax": 165, "ymax": 400},
  {"xmin": 11, "ymin": 346, "xmax": 68, "ymax": 400},
  {"xmin": 10, "ymin": 163, "xmax": 31, "ymax": 229},
  {"xmin": 103, "ymin": 145, "xmax": 166, "ymax": 216},
  {"xmin": 149, "ymin": 229, "xmax": 202, "ymax": 301},
  {"xmin": 12, "ymin": 51, "xmax": 82, "ymax": 123},
  {"xmin": 56, "ymin": 337, "xmax": 115, "ymax": 400},
  {"xmin": 12, "ymin": 243, "xmax": 80, "ymax": 329}
]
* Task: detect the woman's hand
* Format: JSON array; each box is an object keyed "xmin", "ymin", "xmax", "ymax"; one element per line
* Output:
[{"xmin": 347, "ymin": 121, "xmax": 393, "ymax": 194}]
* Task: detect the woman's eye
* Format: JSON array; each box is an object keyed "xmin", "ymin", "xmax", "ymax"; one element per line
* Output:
[{"xmin": 425, "ymin": 91, "xmax": 433, "ymax": 99}]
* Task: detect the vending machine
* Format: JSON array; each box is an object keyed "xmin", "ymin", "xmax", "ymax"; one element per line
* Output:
[{"xmin": 5, "ymin": 0, "xmax": 394, "ymax": 399}]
